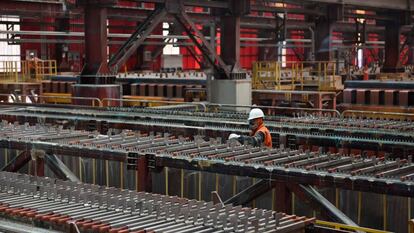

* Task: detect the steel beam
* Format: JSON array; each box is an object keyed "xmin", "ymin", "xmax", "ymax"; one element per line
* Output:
[
  {"xmin": 174, "ymin": 11, "xmax": 230, "ymax": 78},
  {"xmin": 314, "ymin": 5, "xmax": 340, "ymax": 61},
  {"xmin": 224, "ymin": 179, "xmax": 275, "ymax": 206},
  {"xmin": 185, "ymin": 45, "xmax": 205, "ymax": 68},
  {"xmin": 108, "ymin": 7, "xmax": 168, "ymax": 73},
  {"xmin": 133, "ymin": 0, "xmax": 229, "ymax": 9},
  {"xmin": 288, "ymin": 184, "xmax": 358, "ymax": 226},
  {"xmin": 314, "ymin": 19, "xmax": 331, "ymax": 61},
  {"xmin": 301, "ymin": 0, "xmax": 414, "ymax": 11},
  {"xmin": 44, "ymin": 154, "xmax": 80, "ymax": 182},
  {"xmin": 0, "ymin": 1, "xmax": 65, "ymax": 17},
  {"xmin": 381, "ymin": 17, "xmax": 404, "ymax": 72},
  {"xmin": 134, "ymin": 0, "xmax": 414, "ymax": 11},
  {"xmin": 220, "ymin": 15, "xmax": 241, "ymax": 70},
  {"xmin": 55, "ymin": 16, "xmax": 71, "ymax": 72},
  {"xmin": 1, "ymin": 151, "xmax": 31, "ymax": 172},
  {"xmin": 258, "ymin": 32, "xmax": 279, "ymax": 61}
]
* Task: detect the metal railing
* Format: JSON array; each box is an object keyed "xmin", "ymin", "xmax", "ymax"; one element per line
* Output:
[
  {"xmin": 205, "ymin": 103, "xmax": 341, "ymax": 117},
  {"xmin": 0, "ymin": 93, "xmax": 101, "ymax": 107},
  {"xmin": 22, "ymin": 59, "xmax": 57, "ymax": 81},
  {"xmin": 0, "ymin": 94, "xmax": 343, "ymax": 116},
  {"xmin": 101, "ymin": 98, "xmax": 207, "ymax": 111},
  {"xmin": 252, "ymin": 61, "xmax": 342, "ymax": 91},
  {"xmin": 0, "ymin": 61, "xmax": 19, "ymax": 82},
  {"xmin": 316, "ymin": 220, "xmax": 392, "ymax": 233},
  {"xmin": 0, "ymin": 60, "xmax": 57, "ymax": 83},
  {"xmin": 341, "ymin": 110, "xmax": 414, "ymax": 120}
]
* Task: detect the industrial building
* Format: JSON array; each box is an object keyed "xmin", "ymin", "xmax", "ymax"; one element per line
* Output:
[{"xmin": 0, "ymin": 0, "xmax": 413, "ymax": 232}]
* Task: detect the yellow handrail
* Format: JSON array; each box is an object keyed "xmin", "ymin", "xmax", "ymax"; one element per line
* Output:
[
  {"xmin": 0, "ymin": 59, "xmax": 57, "ymax": 83},
  {"xmin": 316, "ymin": 220, "xmax": 392, "ymax": 233},
  {"xmin": 252, "ymin": 61, "xmax": 342, "ymax": 91}
]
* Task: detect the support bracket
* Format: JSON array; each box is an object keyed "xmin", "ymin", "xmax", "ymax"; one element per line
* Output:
[
  {"xmin": 173, "ymin": 11, "xmax": 231, "ymax": 79},
  {"xmin": 288, "ymin": 183, "xmax": 359, "ymax": 227},
  {"xmin": 44, "ymin": 154, "xmax": 80, "ymax": 182},
  {"xmin": 224, "ymin": 179, "xmax": 275, "ymax": 206},
  {"xmin": 108, "ymin": 7, "xmax": 168, "ymax": 73}
]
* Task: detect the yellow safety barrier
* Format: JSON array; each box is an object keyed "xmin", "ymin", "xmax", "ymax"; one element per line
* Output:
[
  {"xmin": 41, "ymin": 93, "xmax": 72, "ymax": 104},
  {"xmin": 0, "ymin": 61, "xmax": 19, "ymax": 82},
  {"xmin": 316, "ymin": 220, "xmax": 392, "ymax": 233},
  {"xmin": 22, "ymin": 59, "xmax": 57, "ymax": 81},
  {"xmin": 206, "ymin": 103, "xmax": 341, "ymax": 117},
  {"xmin": 252, "ymin": 61, "xmax": 282, "ymax": 90},
  {"xmin": 252, "ymin": 61, "xmax": 343, "ymax": 91},
  {"xmin": 409, "ymin": 219, "xmax": 414, "ymax": 233},
  {"xmin": 0, "ymin": 59, "xmax": 57, "ymax": 83}
]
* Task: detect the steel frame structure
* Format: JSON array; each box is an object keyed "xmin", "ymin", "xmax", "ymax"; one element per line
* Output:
[
  {"xmin": 0, "ymin": 103, "xmax": 413, "ymax": 155},
  {"xmin": 0, "ymin": 0, "xmax": 412, "ymax": 74},
  {"xmin": 0, "ymin": 122, "xmax": 413, "ymax": 198}
]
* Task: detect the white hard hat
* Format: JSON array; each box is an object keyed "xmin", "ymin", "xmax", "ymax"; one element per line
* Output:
[{"xmin": 248, "ymin": 108, "xmax": 264, "ymax": 121}]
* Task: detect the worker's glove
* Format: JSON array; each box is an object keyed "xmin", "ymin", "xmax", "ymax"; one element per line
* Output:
[{"xmin": 228, "ymin": 133, "xmax": 240, "ymax": 140}]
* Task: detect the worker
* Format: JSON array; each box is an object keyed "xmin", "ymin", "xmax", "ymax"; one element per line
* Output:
[
  {"xmin": 228, "ymin": 108, "xmax": 272, "ymax": 148},
  {"xmin": 363, "ymin": 65, "xmax": 369, "ymax": 81}
]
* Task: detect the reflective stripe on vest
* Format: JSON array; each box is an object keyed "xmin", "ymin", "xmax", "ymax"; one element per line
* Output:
[{"xmin": 255, "ymin": 125, "xmax": 272, "ymax": 148}]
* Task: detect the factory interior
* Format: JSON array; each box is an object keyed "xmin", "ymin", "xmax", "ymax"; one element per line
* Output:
[{"xmin": 0, "ymin": 0, "xmax": 414, "ymax": 232}]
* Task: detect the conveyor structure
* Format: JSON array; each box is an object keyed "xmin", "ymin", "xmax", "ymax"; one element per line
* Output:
[
  {"xmin": 1, "ymin": 122, "xmax": 414, "ymax": 197},
  {"xmin": 0, "ymin": 104, "xmax": 413, "ymax": 154},
  {"xmin": 0, "ymin": 172, "xmax": 314, "ymax": 233}
]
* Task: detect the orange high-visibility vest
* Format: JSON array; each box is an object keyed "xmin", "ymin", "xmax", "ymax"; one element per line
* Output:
[
  {"xmin": 363, "ymin": 66, "xmax": 369, "ymax": 80},
  {"xmin": 254, "ymin": 124, "xmax": 272, "ymax": 148}
]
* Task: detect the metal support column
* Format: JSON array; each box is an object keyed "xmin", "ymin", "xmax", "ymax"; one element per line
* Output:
[
  {"xmin": 137, "ymin": 156, "xmax": 151, "ymax": 192},
  {"xmin": 55, "ymin": 16, "xmax": 70, "ymax": 72},
  {"xmin": 74, "ymin": 0, "xmax": 120, "ymax": 106},
  {"xmin": 209, "ymin": 23, "xmax": 216, "ymax": 64},
  {"xmin": 221, "ymin": 15, "xmax": 241, "ymax": 70},
  {"xmin": 314, "ymin": 5, "xmax": 341, "ymax": 61},
  {"xmin": 382, "ymin": 20, "xmax": 403, "ymax": 72},
  {"xmin": 274, "ymin": 181, "xmax": 293, "ymax": 214},
  {"xmin": 81, "ymin": 4, "xmax": 110, "ymax": 78},
  {"xmin": 315, "ymin": 20, "xmax": 331, "ymax": 61},
  {"xmin": 35, "ymin": 157, "xmax": 45, "ymax": 177},
  {"xmin": 258, "ymin": 30, "xmax": 278, "ymax": 61}
]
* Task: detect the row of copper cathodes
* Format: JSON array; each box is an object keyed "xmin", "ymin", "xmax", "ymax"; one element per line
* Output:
[
  {"xmin": 11, "ymin": 105, "xmax": 414, "ymax": 133},
  {"xmin": 102, "ymin": 106, "xmax": 414, "ymax": 132},
  {"xmin": 1, "ymin": 122, "xmax": 414, "ymax": 182},
  {"xmin": 0, "ymin": 172, "xmax": 312, "ymax": 233}
]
